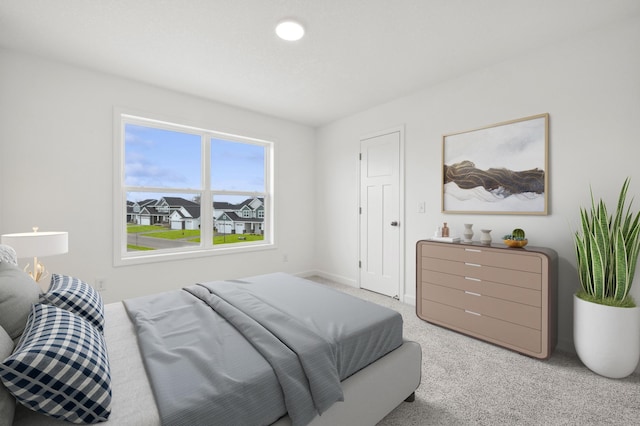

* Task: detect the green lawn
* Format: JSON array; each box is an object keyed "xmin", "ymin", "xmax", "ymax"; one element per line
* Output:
[
  {"xmin": 191, "ymin": 234, "xmax": 265, "ymax": 244},
  {"xmin": 127, "ymin": 244, "xmax": 155, "ymax": 251},
  {"xmin": 127, "ymin": 224, "xmax": 263, "ymax": 246},
  {"xmin": 127, "ymin": 225, "xmax": 165, "ymax": 233},
  {"xmin": 142, "ymin": 229, "xmax": 201, "ymax": 240},
  {"xmin": 214, "ymin": 234, "xmax": 264, "ymax": 244}
]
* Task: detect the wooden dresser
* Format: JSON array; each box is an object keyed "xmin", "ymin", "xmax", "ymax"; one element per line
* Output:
[{"xmin": 416, "ymin": 240, "xmax": 557, "ymax": 359}]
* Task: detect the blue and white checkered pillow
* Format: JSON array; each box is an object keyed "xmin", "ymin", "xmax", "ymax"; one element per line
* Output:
[
  {"xmin": 0, "ymin": 304, "xmax": 111, "ymax": 424},
  {"xmin": 41, "ymin": 274, "xmax": 105, "ymax": 333}
]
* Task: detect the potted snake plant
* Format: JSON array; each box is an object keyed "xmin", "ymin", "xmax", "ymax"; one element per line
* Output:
[{"xmin": 573, "ymin": 178, "xmax": 640, "ymax": 378}]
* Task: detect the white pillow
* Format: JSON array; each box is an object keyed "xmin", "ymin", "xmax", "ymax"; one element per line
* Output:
[{"xmin": 0, "ymin": 245, "xmax": 17, "ymax": 266}]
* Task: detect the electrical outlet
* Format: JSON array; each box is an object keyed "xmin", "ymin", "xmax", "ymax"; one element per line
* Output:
[
  {"xmin": 283, "ymin": 254, "xmax": 289, "ymax": 262},
  {"xmin": 95, "ymin": 277, "xmax": 106, "ymax": 291}
]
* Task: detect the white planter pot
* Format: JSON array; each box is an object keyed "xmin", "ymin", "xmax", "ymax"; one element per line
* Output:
[{"xmin": 573, "ymin": 294, "xmax": 640, "ymax": 378}]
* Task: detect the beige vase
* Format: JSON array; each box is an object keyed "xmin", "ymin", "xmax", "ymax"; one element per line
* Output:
[{"xmin": 573, "ymin": 294, "xmax": 640, "ymax": 378}]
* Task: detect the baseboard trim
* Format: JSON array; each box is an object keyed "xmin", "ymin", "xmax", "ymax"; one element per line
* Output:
[
  {"xmin": 556, "ymin": 337, "xmax": 574, "ymax": 354},
  {"xmin": 404, "ymin": 294, "xmax": 416, "ymax": 306}
]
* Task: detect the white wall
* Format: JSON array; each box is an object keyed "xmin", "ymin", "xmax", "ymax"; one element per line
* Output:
[
  {"xmin": 315, "ymin": 15, "xmax": 640, "ymax": 355},
  {"xmin": 0, "ymin": 48, "xmax": 316, "ymax": 303}
]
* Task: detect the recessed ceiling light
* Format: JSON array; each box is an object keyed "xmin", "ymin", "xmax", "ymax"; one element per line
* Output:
[{"xmin": 276, "ymin": 20, "xmax": 305, "ymax": 41}]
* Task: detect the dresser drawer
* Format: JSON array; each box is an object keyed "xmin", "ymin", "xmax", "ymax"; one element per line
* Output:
[
  {"xmin": 421, "ymin": 256, "xmax": 541, "ymax": 290},
  {"xmin": 421, "ymin": 282, "xmax": 541, "ymax": 329},
  {"xmin": 419, "ymin": 300, "xmax": 541, "ymax": 354},
  {"xmin": 420, "ymin": 243, "xmax": 541, "ymax": 273},
  {"xmin": 420, "ymin": 269, "xmax": 541, "ymax": 307}
]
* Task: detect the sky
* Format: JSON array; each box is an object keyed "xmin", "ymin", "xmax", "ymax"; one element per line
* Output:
[{"xmin": 125, "ymin": 124, "xmax": 265, "ymax": 202}]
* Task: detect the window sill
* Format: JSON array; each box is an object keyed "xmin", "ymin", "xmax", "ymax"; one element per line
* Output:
[{"xmin": 114, "ymin": 241, "xmax": 276, "ymax": 267}]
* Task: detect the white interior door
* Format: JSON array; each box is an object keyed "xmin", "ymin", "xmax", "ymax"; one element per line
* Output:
[{"xmin": 359, "ymin": 130, "xmax": 401, "ymax": 297}]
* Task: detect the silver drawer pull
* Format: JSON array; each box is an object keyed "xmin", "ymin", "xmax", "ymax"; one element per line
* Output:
[
  {"xmin": 464, "ymin": 276, "xmax": 481, "ymax": 282},
  {"xmin": 464, "ymin": 291, "xmax": 481, "ymax": 297},
  {"xmin": 465, "ymin": 310, "xmax": 481, "ymax": 316},
  {"xmin": 465, "ymin": 262, "xmax": 481, "ymax": 267},
  {"xmin": 464, "ymin": 248, "xmax": 482, "ymax": 253}
]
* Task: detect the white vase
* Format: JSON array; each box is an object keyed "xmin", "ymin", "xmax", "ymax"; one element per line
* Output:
[
  {"xmin": 480, "ymin": 229, "xmax": 492, "ymax": 245},
  {"xmin": 463, "ymin": 224, "xmax": 474, "ymax": 243},
  {"xmin": 573, "ymin": 294, "xmax": 640, "ymax": 378}
]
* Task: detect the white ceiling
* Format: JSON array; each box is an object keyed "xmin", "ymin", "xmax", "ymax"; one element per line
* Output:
[{"xmin": 2, "ymin": 0, "xmax": 640, "ymax": 127}]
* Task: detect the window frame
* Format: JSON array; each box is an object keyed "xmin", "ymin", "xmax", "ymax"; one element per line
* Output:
[{"xmin": 113, "ymin": 109, "xmax": 275, "ymax": 266}]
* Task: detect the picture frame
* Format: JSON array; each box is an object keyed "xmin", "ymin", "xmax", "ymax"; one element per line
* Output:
[{"xmin": 442, "ymin": 113, "xmax": 549, "ymax": 215}]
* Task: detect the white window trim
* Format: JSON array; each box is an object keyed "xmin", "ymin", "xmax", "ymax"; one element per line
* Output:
[{"xmin": 113, "ymin": 108, "xmax": 275, "ymax": 267}]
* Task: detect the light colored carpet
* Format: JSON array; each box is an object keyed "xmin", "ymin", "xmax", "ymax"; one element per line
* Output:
[{"xmin": 308, "ymin": 276, "xmax": 640, "ymax": 426}]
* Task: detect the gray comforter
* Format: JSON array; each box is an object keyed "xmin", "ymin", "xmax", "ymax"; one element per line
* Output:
[{"xmin": 124, "ymin": 273, "xmax": 403, "ymax": 426}]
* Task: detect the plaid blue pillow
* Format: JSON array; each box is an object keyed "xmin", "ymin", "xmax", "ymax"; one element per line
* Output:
[
  {"xmin": 41, "ymin": 274, "xmax": 105, "ymax": 334},
  {"xmin": 0, "ymin": 304, "xmax": 111, "ymax": 424}
]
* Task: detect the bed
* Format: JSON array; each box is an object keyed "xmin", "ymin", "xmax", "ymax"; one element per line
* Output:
[{"xmin": 2, "ymin": 269, "xmax": 421, "ymax": 426}]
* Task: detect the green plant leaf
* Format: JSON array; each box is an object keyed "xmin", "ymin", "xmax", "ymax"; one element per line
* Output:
[
  {"xmin": 612, "ymin": 178, "xmax": 630, "ymax": 232},
  {"xmin": 627, "ymin": 220, "xmax": 640, "ymax": 283},
  {"xmin": 613, "ymin": 228, "xmax": 629, "ymax": 300},
  {"xmin": 589, "ymin": 228, "xmax": 606, "ymax": 299},
  {"xmin": 575, "ymin": 233, "xmax": 592, "ymax": 295}
]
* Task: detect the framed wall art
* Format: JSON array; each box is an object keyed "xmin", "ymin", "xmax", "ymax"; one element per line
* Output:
[{"xmin": 442, "ymin": 113, "xmax": 549, "ymax": 215}]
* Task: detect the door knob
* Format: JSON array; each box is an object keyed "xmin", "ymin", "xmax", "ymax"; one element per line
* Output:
[{"xmin": 391, "ymin": 221, "xmax": 399, "ymax": 226}]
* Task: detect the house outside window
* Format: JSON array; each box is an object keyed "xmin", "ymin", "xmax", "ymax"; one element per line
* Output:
[{"xmin": 114, "ymin": 112, "xmax": 274, "ymax": 265}]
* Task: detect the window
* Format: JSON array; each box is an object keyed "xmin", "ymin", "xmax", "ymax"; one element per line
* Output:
[{"xmin": 114, "ymin": 113, "xmax": 273, "ymax": 265}]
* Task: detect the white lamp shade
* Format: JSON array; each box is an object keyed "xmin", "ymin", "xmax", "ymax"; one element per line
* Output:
[{"xmin": 1, "ymin": 231, "xmax": 68, "ymax": 258}]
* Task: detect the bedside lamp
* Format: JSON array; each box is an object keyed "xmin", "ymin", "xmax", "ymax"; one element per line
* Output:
[{"xmin": 1, "ymin": 227, "xmax": 68, "ymax": 282}]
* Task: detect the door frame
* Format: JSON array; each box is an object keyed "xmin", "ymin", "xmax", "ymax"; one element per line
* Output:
[{"xmin": 357, "ymin": 125, "xmax": 406, "ymax": 301}]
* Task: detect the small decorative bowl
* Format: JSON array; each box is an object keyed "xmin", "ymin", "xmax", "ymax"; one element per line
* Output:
[{"xmin": 503, "ymin": 239, "xmax": 528, "ymax": 248}]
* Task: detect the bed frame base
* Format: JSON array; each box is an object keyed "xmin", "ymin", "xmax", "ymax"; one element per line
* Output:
[{"xmin": 274, "ymin": 340, "xmax": 422, "ymax": 426}]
